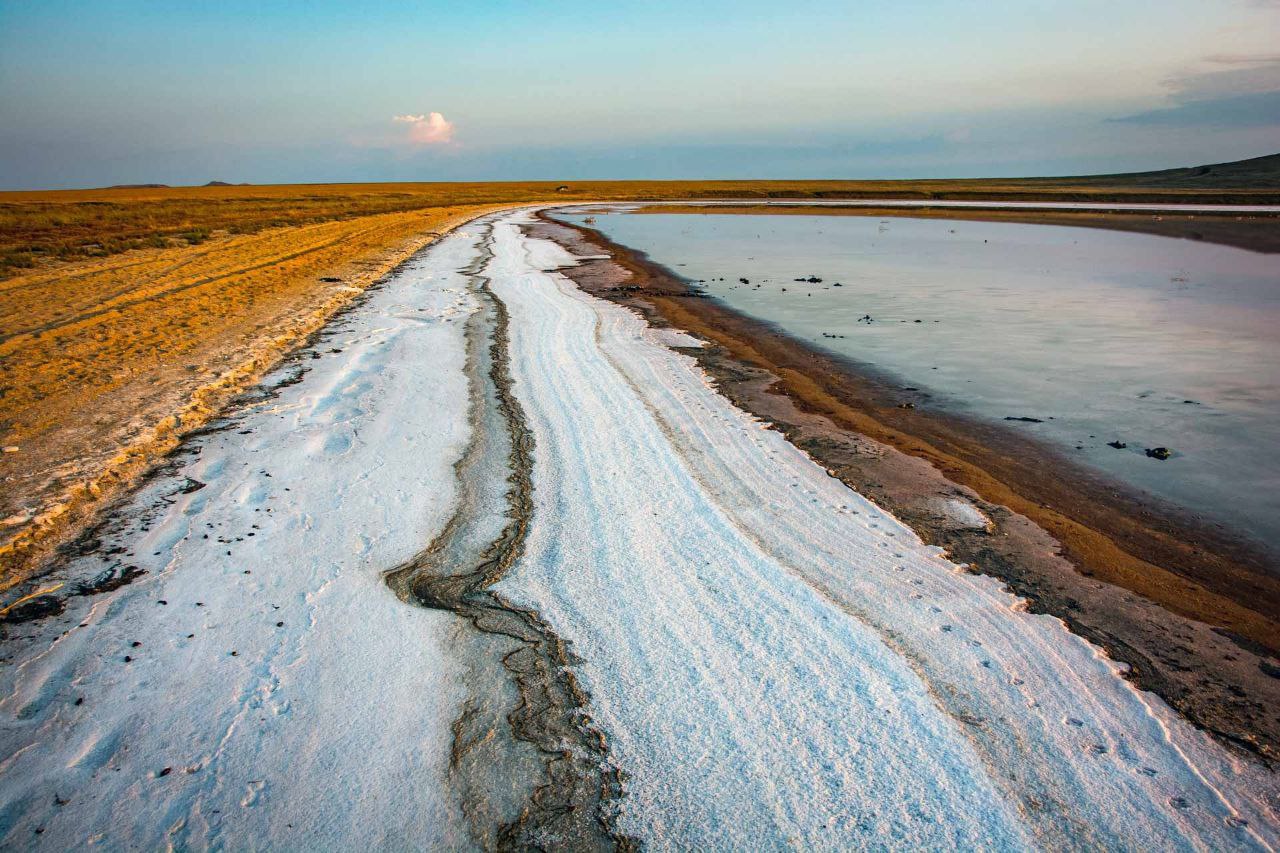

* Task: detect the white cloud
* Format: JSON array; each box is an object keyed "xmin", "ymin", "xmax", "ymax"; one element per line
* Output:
[{"xmin": 392, "ymin": 112, "xmax": 455, "ymax": 145}]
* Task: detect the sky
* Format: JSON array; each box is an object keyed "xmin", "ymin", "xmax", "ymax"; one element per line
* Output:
[{"xmin": 1, "ymin": 0, "xmax": 1278, "ymax": 189}]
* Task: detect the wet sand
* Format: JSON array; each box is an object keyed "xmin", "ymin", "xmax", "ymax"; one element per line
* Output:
[{"xmin": 530, "ymin": 212, "xmax": 1280, "ymax": 762}]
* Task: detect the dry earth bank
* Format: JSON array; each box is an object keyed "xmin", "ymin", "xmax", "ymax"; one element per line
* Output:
[{"xmin": 0, "ymin": 204, "xmax": 505, "ymax": 591}]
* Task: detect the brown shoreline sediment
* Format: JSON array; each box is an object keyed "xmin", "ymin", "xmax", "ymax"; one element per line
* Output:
[
  {"xmin": 530, "ymin": 211, "xmax": 1280, "ymax": 762},
  {"xmin": 628, "ymin": 203, "xmax": 1280, "ymax": 254}
]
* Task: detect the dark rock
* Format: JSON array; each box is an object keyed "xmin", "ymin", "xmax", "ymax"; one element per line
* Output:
[
  {"xmin": 1004, "ymin": 417, "xmax": 1044, "ymax": 423},
  {"xmin": 1, "ymin": 596, "xmax": 66, "ymax": 624},
  {"xmin": 75, "ymin": 565, "xmax": 146, "ymax": 596},
  {"xmin": 1145, "ymin": 447, "xmax": 1173, "ymax": 460},
  {"xmin": 1107, "ymin": 441, "xmax": 1127, "ymax": 449}
]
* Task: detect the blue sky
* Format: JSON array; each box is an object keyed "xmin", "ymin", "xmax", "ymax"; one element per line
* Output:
[{"xmin": 1, "ymin": 0, "xmax": 1277, "ymax": 188}]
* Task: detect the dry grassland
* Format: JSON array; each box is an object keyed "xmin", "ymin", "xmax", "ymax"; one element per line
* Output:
[{"xmin": 0, "ymin": 201, "xmax": 502, "ymax": 587}]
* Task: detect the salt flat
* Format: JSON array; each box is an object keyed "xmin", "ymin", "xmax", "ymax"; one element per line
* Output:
[
  {"xmin": 0, "ymin": 208, "xmax": 1275, "ymax": 851},
  {"xmin": 0, "ymin": 226, "xmax": 487, "ymax": 848}
]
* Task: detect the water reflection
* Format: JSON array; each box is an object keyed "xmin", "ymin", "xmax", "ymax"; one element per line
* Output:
[{"xmin": 562, "ymin": 211, "xmax": 1280, "ymax": 553}]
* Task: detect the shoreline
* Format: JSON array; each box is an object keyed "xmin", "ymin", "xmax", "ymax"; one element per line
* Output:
[
  {"xmin": 530, "ymin": 210, "xmax": 1280, "ymax": 761},
  {"xmin": 626, "ymin": 202, "xmax": 1280, "ymax": 254}
]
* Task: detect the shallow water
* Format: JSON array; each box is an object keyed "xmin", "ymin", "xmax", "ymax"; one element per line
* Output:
[{"xmin": 558, "ymin": 210, "xmax": 1280, "ymax": 556}]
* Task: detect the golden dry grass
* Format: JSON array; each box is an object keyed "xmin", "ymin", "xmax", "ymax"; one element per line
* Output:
[{"xmin": 0, "ymin": 202, "xmax": 503, "ymax": 587}]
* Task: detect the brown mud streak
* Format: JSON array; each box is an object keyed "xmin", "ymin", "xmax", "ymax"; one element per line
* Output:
[
  {"xmin": 385, "ymin": 222, "xmax": 634, "ymax": 852},
  {"xmin": 530, "ymin": 211, "xmax": 1280, "ymax": 763}
]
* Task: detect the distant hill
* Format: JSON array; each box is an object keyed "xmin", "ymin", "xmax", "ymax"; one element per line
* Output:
[
  {"xmin": 105, "ymin": 183, "xmax": 170, "ymax": 189},
  {"xmin": 204, "ymin": 181, "xmax": 252, "ymax": 187},
  {"xmin": 1032, "ymin": 152, "xmax": 1280, "ymax": 190}
]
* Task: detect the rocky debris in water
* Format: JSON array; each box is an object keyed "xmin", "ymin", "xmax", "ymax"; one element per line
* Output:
[
  {"xmin": 1145, "ymin": 447, "xmax": 1173, "ymax": 460},
  {"xmin": 739, "ymin": 277, "xmax": 749, "ymax": 284},
  {"xmin": 859, "ymin": 314, "xmax": 873, "ymax": 323},
  {"xmin": 821, "ymin": 333, "xmax": 847, "ymax": 339},
  {"xmin": 794, "ymin": 276, "xmax": 823, "ymax": 283},
  {"xmin": 833, "ymin": 282, "xmax": 843, "ymax": 287},
  {"xmin": 1107, "ymin": 441, "xmax": 1127, "ymax": 449},
  {"xmin": 1004, "ymin": 416, "xmax": 1044, "ymax": 423},
  {"xmin": 898, "ymin": 403, "xmax": 916, "ymax": 410}
]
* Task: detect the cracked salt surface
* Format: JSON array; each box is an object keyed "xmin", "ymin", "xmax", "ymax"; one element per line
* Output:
[{"xmin": 490, "ymin": 210, "xmax": 1278, "ymax": 851}]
